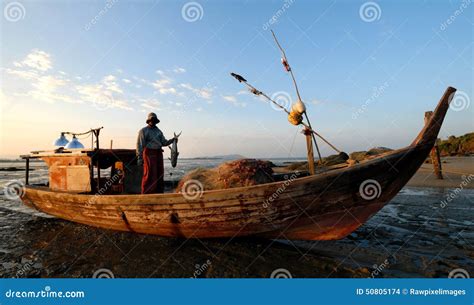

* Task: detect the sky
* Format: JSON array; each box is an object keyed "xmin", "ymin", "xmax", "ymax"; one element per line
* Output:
[{"xmin": 0, "ymin": 0, "xmax": 472, "ymax": 159}]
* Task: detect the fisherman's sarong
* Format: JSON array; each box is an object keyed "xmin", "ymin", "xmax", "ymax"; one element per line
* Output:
[{"xmin": 141, "ymin": 147, "xmax": 164, "ymax": 194}]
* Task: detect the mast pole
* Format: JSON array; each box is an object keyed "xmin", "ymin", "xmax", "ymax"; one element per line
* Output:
[{"xmin": 270, "ymin": 30, "xmax": 322, "ymax": 163}]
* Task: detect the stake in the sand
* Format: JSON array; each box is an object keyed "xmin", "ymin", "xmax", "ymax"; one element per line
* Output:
[{"xmin": 424, "ymin": 111, "xmax": 443, "ymax": 179}]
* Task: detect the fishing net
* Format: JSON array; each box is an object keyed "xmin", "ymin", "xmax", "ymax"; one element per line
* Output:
[{"xmin": 176, "ymin": 159, "xmax": 275, "ymax": 191}]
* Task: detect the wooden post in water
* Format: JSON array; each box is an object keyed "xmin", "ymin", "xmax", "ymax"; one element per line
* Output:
[
  {"xmin": 424, "ymin": 111, "xmax": 443, "ymax": 179},
  {"xmin": 25, "ymin": 157, "xmax": 29, "ymax": 185},
  {"xmin": 304, "ymin": 127, "xmax": 315, "ymax": 175}
]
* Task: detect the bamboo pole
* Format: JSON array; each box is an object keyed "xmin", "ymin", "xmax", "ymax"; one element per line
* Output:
[
  {"xmin": 271, "ymin": 30, "xmax": 323, "ymax": 163},
  {"xmin": 424, "ymin": 111, "xmax": 443, "ymax": 179},
  {"xmin": 230, "ymin": 73, "xmax": 342, "ymax": 154}
]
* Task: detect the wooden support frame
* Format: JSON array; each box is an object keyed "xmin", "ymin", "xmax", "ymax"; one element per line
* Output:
[{"xmin": 304, "ymin": 127, "xmax": 315, "ymax": 175}]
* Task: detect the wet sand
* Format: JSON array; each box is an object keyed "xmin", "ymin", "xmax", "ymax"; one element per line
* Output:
[{"xmin": 0, "ymin": 157, "xmax": 473, "ymax": 278}]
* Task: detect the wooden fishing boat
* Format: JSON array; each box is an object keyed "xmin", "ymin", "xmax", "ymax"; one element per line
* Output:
[{"xmin": 18, "ymin": 87, "xmax": 456, "ymax": 240}]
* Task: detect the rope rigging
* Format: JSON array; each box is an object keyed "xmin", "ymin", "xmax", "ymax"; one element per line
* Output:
[{"xmin": 230, "ymin": 72, "xmax": 342, "ymax": 154}]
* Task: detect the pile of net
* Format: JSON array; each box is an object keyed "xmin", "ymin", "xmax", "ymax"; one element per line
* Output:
[{"xmin": 176, "ymin": 159, "xmax": 275, "ymax": 191}]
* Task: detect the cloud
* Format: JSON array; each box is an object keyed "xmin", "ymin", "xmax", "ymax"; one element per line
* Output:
[
  {"xmin": 3, "ymin": 49, "xmax": 219, "ymax": 112},
  {"xmin": 222, "ymin": 95, "xmax": 246, "ymax": 107},
  {"xmin": 4, "ymin": 67, "xmax": 39, "ymax": 80},
  {"xmin": 14, "ymin": 49, "xmax": 52, "ymax": 72},
  {"xmin": 173, "ymin": 67, "xmax": 186, "ymax": 73},
  {"xmin": 140, "ymin": 98, "xmax": 161, "ymax": 111},
  {"xmin": 222, "ymin": 95, "xmax": 237, "ymax": 103},
  {"xmin": 76, "ymin": 75, "xmax": 131, "ymax": 110},
  {"xmin": 180, "ymin": 83, "xmax": 213, "ymax": 100},
  {"xmin": 5, "ymin": 63, "xmax": 78, "ymax": 104},
  {"xmin": 102, "ymin": 75, "xmax": 123, "ymax": 94},
  {"xmin": 152, "ymin": 78, "xmax": 177, "ymax": 95},
  {"xmin": 29, "ymin": 75, "xmax": 79, "ymax": 104},
  {"xmin": 6, "ymin": 52, "xmax": 131, "ymax": 109}
]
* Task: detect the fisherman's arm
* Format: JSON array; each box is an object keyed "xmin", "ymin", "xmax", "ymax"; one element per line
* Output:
[
  {"xmin": 160, "ymin": 132, "xmax": 175, "ymax": 146},
  {"xmin": 136, "ymin": 129, "xmax": 145, "ymax": 165}
]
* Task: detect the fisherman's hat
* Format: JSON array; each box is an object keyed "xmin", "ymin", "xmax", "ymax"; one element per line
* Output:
[{"xmin": 146, "ymin": 112, "xmax": 160, "ymax": 124}]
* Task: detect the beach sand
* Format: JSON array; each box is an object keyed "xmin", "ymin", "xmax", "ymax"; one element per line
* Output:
[{"xmin": 407, "ymin": 156, "xmax": 474, "ymax": 189}]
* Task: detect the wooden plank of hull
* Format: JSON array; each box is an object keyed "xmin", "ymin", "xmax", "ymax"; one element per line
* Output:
[{"xmin": 20, "ymin": 87, "xmax": 456, "ymax": 240}]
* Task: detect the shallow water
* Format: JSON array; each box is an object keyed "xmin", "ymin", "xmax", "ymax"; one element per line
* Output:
[{"xmin": 0, "ymin": 160, "xmax": 472, "ymax": 278}]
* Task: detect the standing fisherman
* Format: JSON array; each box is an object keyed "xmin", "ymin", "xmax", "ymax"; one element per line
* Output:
[{"xmin": 136, "ymin": 113, "xmax": 176, "ymax": 194}]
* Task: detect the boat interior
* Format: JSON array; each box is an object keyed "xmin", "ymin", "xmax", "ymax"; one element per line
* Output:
[{"xmin": 20, "ymin": 148, "xmax": 367, "ymax": 195}]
